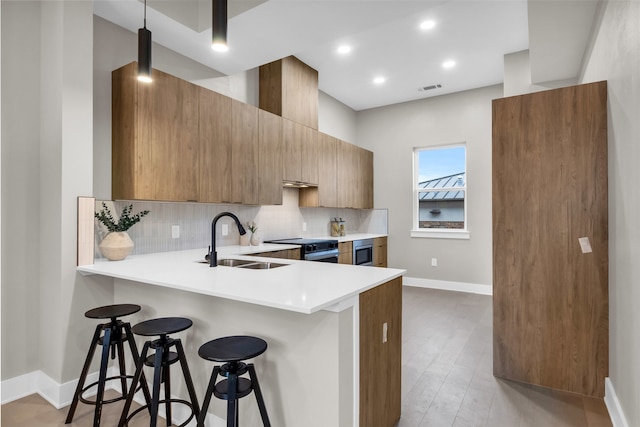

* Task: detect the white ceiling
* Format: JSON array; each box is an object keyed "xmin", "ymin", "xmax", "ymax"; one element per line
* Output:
[{"xmin": 94, "ymin": 0, "xmax": 598, "ymax": 111}]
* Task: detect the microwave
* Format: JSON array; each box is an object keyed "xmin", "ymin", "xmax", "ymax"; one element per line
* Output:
[{"xmin": 353, "ymin": 239, "xmax": 374, "ymax": 266}]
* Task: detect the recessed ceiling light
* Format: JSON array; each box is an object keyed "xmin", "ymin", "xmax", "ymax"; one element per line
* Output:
[
  {"xmin": 337, "ymin": 45, "xmax": 351, "ymax": 54},
  {"xmin": 442, "ymin": 60, "xmax": 456, "ymax": 69},
  {"xmin": 373, "ymin": 76, "xmax": 386, "ymax": 84},
  {"xmin": 420, "ymin": 20, "xmax": 436, "ymax": 30}
]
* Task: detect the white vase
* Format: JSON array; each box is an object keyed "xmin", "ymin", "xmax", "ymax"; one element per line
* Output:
[
  {"xmin": 99, "ymin": 231, "xmax": 134, "ymax": 261},
  {"xmin": 250, "ymin": 232, "xmax": 260, "ymax": 246}
]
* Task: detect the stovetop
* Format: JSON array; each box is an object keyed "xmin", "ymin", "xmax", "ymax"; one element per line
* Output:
[{"xmin": 265, "ymin": 238, "xmax": 339, "ymax": 254}]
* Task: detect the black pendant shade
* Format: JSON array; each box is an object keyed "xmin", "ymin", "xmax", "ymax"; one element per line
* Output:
[
  {"xmin": 137, "ymin": 0, "xmax": 152, "ymax": 82},
  {"xmin": 137, "ymin": 27, "xmax": 152, "ymax": 82},
  {"xmin": 212, "ymin": 0, "xmax": 228, "ymax": 52}
]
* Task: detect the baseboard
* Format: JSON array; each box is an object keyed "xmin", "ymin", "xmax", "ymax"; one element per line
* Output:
[
  {"xmin": 403, "ymin": 276, "xmax": 493, "ymax": 295},
  {"xmin": 605, "ymin": 377, "xmax": 630, "ymax": 427},
  {"xmin": 2, "ymin": 369, "xmax": 225, "ymax": 426}
]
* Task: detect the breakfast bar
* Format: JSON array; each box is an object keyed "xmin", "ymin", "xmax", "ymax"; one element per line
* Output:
[{"xmin": 78, "ymin": 246, "xmax": 405, "ymax": 427}]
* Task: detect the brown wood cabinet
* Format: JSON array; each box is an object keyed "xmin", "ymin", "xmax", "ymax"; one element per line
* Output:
[
  {"xmin": 338, "ymin": 241, "xmax": 352, "ymax": 265},
  {"xmin": 112, "ymin": 62, "xmax": 199, "ymax": 201},
  {"xmin": 373, "ymin": 237, "xmax": 387, "ymax": 268},
  {"xmin": 230, "ymin": 100, "xmax": 259, "ymax": 204},
  {"xmin": 337, "ymin": 140, "xmax": 374, "ymax": 209},
  {"xmin": 359, "ymin": 276, "xmax": 402, "ymax": 426},
  {"xmin": 249, "ymin": 248, "xmax": 301, "ymax": 260},
  {"xmin": 282, "ymin": 119, "xmax": 318, "ymax": 185},
  {"xmin": 198, "ymin": 87, "xmax": 232, "ymax": 203},
  {"xmin": 259, "ymin": 56, "xmax": 318, "ymax": 129},
  {"xmin": 492, "ymin": 81, "xmax": 608, "ymax": 397},
  {"xmin": 258, "ymin": 110, "xmax": 283, "ymax": 205}
]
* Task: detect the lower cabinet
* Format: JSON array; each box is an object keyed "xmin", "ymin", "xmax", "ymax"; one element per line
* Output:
[
  {"xmin": 338, "ymin": 242, "xmax": 353, "ymax": 265},
  {"xmin": 373, "ymin": 237, "xmax": 387, "ymax": 268},
  {"xmin": 249, "ymin": 248, "xmax": 301, "ymax": 260},
  {"xmin": 359, "ymin": 276, "xmax": 402, "ymax": 426}
]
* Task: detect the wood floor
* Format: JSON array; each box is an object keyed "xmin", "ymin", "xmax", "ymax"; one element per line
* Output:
[{"xmin": 1, "ymin": 287, "xmax": 612, "ymax": 427}]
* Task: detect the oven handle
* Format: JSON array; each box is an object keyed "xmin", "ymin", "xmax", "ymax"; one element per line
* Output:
[{"xmin": 304, "ymin": 249, "xmax": 339, "ymax": 262}]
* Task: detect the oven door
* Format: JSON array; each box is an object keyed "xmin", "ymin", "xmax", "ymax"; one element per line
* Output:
[{"xmin": 305, "ymin": 249, "xmax": 339, "ymax": 263}]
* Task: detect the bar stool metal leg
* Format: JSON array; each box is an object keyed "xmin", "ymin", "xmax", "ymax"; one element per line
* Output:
[{"xmin": 248, "ymin": 364, "xmax": 271, "ymax": 426}]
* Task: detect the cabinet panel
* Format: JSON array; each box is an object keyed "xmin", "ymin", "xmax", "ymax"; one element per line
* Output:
[
  {"xmin": 199, "ymin": 88, "xmax": 232, "ymax": 203},
  {"xmin": 338, "ymin": 241, "xmax": 352, "ymax": 265},
  {"xmin": 282, "ymin": 119, "xmax": 303, "ymax": 182},
  {"xmin": 231, "ymin": 100, "xmax": 259, "ymax": 204},
  {"xmin": 360, "ymin": 277, "xmax": 402, "ymax": 426},
  {"xmin": 317, "ymin": 133, "xmax": 338, "ymax": 207},
  {"xmin": 258, "ymin": 110, "xmax": 283, "ymax": 205},
  {"xmin": 492, "ymin": 81, "xmax": 608, "ymax": 397},
  {"xmin": 113, "ymin": 62, "xmax": 199, "ymax": 201},
  {"xmin": 301, "ymin": 125, "xmax": 318, "ymax": 185},
  {"xmin": 373, "ymin": 237, "xmax": 387, "ymax": 268}
]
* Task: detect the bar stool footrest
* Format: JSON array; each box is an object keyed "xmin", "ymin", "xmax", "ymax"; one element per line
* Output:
[
  {"xmin": 78, "ymin": 374, "xmax": 138, "ymax": 406},
  {"xmin": 125, "ymin": 398, "xmax": 196, "ymax": 427},
  {"xmin": 213, "ymin": 377, "xmax": 253, "ymax": 400}
]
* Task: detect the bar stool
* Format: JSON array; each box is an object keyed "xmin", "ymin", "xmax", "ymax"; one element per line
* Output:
[
  {"xmin": 66, "ymin": 303, "xmax": 151, "ymax": 426},
  {"xmin": 197, "ymin": 335, "xmax": 270, "ymax": 427},
  {"xmin": 118, "ymin": 317, "xmax": 200, "ymax": 427}
]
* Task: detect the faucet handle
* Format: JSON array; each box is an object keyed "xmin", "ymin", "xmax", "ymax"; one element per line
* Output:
[{"xmin": 204, "ymin": 245, "xmax": 211, "ymax": 261}]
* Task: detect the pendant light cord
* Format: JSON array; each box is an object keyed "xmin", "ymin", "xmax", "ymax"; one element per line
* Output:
[{"xmin": 143, "ymin": 0, "xmax": 147, "ymax": 29}]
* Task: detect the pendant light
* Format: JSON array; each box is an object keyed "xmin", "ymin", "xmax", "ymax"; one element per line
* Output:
[
  {"xmin": 211, "ymin": 0, "xmax": 228, "ymax": 52},
  {"xmin": 137, "ymin": 0, "xmax": 152, "ymax": 82}
]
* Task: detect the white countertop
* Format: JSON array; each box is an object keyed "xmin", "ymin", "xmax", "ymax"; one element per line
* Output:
[{"xmin": 78, "ymin": 245, "xmax": 404, "ymax": 314}]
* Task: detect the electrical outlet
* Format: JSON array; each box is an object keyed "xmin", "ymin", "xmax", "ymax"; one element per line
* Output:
[
  {"xmin": 382, "ymin": 322, "xmax": 388, "ymax": 343},
  {"xmin": 302, "ymin": 222, "xmax": 307, "ymax": 232},
  {"xmin": 431, "ymin": 258, "xmax": 437, "ymax": 267},
  {"xmin": 221, "ymin": 224, "xmax": 229, "ymax": 236},
  {"xmin": 171, "ymin": 225, "xmax": 180, "ymax": 239}
]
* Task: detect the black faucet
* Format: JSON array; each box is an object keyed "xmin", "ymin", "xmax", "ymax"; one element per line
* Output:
[{"xmin": 209, "ymin": 212, "xmax": 246, "ymax": 267}]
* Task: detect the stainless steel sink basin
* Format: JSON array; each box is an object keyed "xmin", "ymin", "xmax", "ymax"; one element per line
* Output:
[
  {"xmin": 217, "ymin": 258, "xmax": 257, "ymax": 267},
  {"xmin": 237, "ymin": 261, "xmax": 287, "ymax": 269}
]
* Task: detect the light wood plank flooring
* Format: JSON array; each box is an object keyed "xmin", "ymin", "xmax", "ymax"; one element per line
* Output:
[{"xmin": 1, "ymin": 286, "xmax": 612, "ymax": 426}]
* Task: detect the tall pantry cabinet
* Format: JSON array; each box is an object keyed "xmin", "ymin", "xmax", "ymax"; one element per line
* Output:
[{"xmin": 492, "ymin": 81, "xmax": 608, "ymax": 398}]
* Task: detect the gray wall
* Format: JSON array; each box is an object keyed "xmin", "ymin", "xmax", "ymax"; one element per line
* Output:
[
  {"xmin": 580, "ymin": 1, "xmax": 640, "ymax": 425},
  {"xmin": 356, "ymin": 85, "xmax": 498, "ymax": 286}
]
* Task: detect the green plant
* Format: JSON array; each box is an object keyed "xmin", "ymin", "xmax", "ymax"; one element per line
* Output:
[
  {"xmin": 95, "ymin": 202, "xmax": 150, "ymax": 232},
  {"xmin": 247, "ymin": 221, "xmax": 258, "ymax": 233}
]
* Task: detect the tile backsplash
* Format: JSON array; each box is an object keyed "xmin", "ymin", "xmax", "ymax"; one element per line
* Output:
[{"xmin": 95, "ymin": 188, "xmax": 387, "ymax": 258}]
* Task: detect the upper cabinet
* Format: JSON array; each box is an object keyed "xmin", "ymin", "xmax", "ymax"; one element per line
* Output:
[
  {"xmin": 112, "ymin": 61, "xmax": 371, "ymax": 209},
  {"xmin": 112, "ymin": 62, "xmax": 199, "ymax": 201},
  {"xmin": 259, "ymin": 56, "xmax": 319, "ymax": 129}
]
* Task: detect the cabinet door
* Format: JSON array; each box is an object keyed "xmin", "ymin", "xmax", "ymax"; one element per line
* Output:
[
  {"xmin": 338, "ymin": 241, "xmax": 352, "ymax": 264},
  {"xmin": 231, "ymin": 100, "xmax": 259, "ymax": 204},
  {"xmin": 282, "ymin": 119, "xmax": 303, "ymax": 182},
  {"xmin": 199, "ymin": 88, "xmax": 232, "ymax": 203},
  {"xmin": 113, "ymin": 63, "xmax": 199, "ymax": 201},
  {"xmin": 492, "ymin": 81, "xmax": 608, "ymax": 397},
  {"xmin": 358, "ymin": 146, "xmax": 374, "ymax": 209},
  {"xmin": 337, "ymin": 140, "xmax": 357, "ymax": 208},
  {"xmin": 301, "ymin": 125, "xmax": 318, "ymax": 185},
  {"xmin": 258, "ymin": 110, "xmax": 283, "ymax": 205},
  {"xmin": 317, "ymin": 133, "xmax": 338, "ymax": 207},
  {"xmin": 373, "ymin": 237, "xmax": 387, "ymax": 267},
  {"xmin": 360, "ymin": 277, "xmax": 402, "ymax": 426}
]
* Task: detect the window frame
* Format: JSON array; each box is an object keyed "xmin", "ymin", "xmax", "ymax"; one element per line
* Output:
[{"xmin": 411, "ymin": 143, "xmax": 470, "ymax": 240}]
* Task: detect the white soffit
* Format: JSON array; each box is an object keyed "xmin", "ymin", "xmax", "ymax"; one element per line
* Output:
[{"xmin": 528, "ymin": 0, "xmax": 600, "ymax": 85}]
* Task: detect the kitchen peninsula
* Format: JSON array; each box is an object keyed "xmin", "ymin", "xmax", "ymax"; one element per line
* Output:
[{"xmin": 78, "ymin": 245, "xmax": 405, "ymax": 426}]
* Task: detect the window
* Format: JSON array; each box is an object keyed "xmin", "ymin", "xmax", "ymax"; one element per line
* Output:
[{"xmin": 411, "ymin": 144, "xmax": 469, "ymax": 239}]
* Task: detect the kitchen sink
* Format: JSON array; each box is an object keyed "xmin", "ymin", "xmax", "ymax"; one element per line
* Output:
[{"xmin": 196, "ymin": 258, "xmax": 288, "ymax": 269}]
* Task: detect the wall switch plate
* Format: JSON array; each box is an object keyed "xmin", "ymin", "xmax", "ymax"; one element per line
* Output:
[
  {"xmin": 171, "ymin": 225, "xmax": 180, "ymax": 239},
  {"xmin": 222, "ymin": 224, "xmax": 229, "ymax": 236},
  {"xmin": 431, "ymin": 258, "xmax": 437, "ymax": 267},
  {"xmin": 578, "ymin": 237, "xmax": 593, "ymax": 253},
  {"xmin": 382, "ymin": 322, "xmax": 388, "ymax": 343}
]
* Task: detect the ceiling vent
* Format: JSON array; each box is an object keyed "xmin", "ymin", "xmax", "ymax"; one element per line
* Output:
[{"xmin": 418, "ymin": 84, "xmax": 442, "ymax": 92}]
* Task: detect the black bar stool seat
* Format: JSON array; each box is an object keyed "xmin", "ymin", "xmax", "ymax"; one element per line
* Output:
[
  {"xmin": 197, "ymin": 336, "xmax": 270, "ymax": 427},
  {"xmin": 118, "ymin": 317, "xmax": 200, "ymax": 427},
  {"xmin": 66, "ymin": 304, "xmax": 151, "ymax": 426}
]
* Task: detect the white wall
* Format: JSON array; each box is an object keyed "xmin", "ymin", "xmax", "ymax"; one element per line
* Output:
[
  {"xmin": 580, "ymin": 1, "xmax": 640, "ymax": 425},
  {"xmin": 356, "ymin": 86, "xmax": 499, "ymax": 288},
  {"xmin": 319, "ymin": 90, "xmax": 357, "ymax": 143}
]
